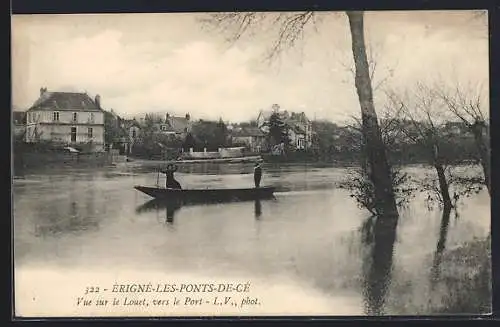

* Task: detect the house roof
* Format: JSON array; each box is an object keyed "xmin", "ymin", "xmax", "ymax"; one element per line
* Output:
[
  {"xmin": 27, "ymin": 92, "xmax": 103, "ymax": 112},
  {"xmin": 165, "ymin": 116, "xmax": 190, "ymax": 133},
  {"xmin": 13, "ymin": 111, "xmax": 26, "ymax": 125}
]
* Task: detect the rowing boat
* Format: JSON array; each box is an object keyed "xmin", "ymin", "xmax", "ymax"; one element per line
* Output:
[{"xmin": 134, "ymin": 185, "xmax": 276, "ymax": 202}]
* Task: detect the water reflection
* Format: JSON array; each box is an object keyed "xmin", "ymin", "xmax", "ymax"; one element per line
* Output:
[
  {"xmin": 431, "ymin": 207, "xmax": 452, "ymax": 283},
  {"xmin": 135, "ymin": 199, "xmax": 181, "ymax": 224},
  {"xmin": 361, "ymin": 213, "xmax": 399, "ymax": 316},
  {"xmin": 254, "ymin": 200, "xmax": 262, "ymax": 219},
  {"xmin": 136, "ymin": 198, "xmax": 267, "ymax": 224},
  {"xmin": 33, "ymin": 175, "xmax": 101, "ymax": 237}
]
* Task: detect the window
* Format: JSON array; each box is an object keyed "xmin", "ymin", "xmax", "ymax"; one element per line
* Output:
[
  {"xmin": 89, "ymin": 112, "xmax": 95, "ymax": 123},
  {"xmin": 161, "ymin": 125, "xmax": 168, "ymax": 131},
  {"xmin": 132, "ymin": 129, "xmax": 137, "ymax": 138},
  {"xmin": 53, "ymin": 112, "xmax": 60, "ymax": 122},
  {"xmin": 72, "ymin": 112, "xmax": 78, "ymax": 122},
  {"xmin": 87, "ymin": 128, "xmax": 93, "ymax": 138},
  {"xmin": 71, "ymin": 127, "xmax": 77, "ymax": 142},
  {"xmin": 297, "ymin": 138, "xmax": 304, "ymax": 149}
]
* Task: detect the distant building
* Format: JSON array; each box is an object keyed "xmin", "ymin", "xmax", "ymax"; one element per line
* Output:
[
  {"xmin": 231, "ymin": 126, "xmax": 266, "ymax": 153},
  {"xmin": 117, "ymin": 118, "xmax": 142, "ymax": 154},
  {"xmin": 157, "ymin": 113, "xmax": 192, "ymax": 138},
  {"xmin": 256, "ymin": 104, "xmax": 313, "ymax": 150},
  {"xmin": 442, "ymin": 121, "xmax": 469, "ymax": 137},
  {"xmin": 127, "ymin": 119, "xmax": 141, "ymax": 141},
  {"xmin": 25, "ymin": 87, "xmax": 105, "ymax": 151}
]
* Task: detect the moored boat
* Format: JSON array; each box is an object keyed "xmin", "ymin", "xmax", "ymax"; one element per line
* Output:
[{"xmin": 134, "ymin": 185, "xmax": 275, "ymax": 202}]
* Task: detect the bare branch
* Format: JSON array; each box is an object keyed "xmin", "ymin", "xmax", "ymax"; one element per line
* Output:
[
  {"xmin": 200, "ymin": 12, "xmax": 316, "ymax": 64},
  {"xmin": 434, "ymin": 79, "xmax": 488, "ymax": 126}
]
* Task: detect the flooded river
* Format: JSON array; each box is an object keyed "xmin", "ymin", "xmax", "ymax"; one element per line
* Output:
[{"xmin": 13, "ymin": 162, "xmax": 490, "ymax": 316}]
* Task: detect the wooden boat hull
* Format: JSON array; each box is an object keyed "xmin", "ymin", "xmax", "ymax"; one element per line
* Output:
[{"xmin": 134, "ymin": 185, "xmax": 275, "ymax": 203}]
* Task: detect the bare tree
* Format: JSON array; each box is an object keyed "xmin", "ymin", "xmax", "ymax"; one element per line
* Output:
[
  {"xmin": 385, "ymin": 82, "xmax": 454, "ymax": 210},
  {"xmin": 435, "ymin": 81, "xmax": 490, "ymax": 195},
  {"xmin": 201, "ymin": 11, "xmax": 399, "ymax": 222}
]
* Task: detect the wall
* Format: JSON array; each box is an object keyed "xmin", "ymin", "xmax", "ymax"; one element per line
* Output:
[
  {"xmin": 14, "ymin": 125, "xmax": 25, "ymax": 137},
  {"xmin": 182, "ymin": 150, "xmax": 221, "ymax": 159},
  {"xmin": 26, "ymin": 124, "xmax": 105, "ymax": 151},
  {"xmin": 25, "ymin": 110, "xmax": 105, "ymax": 151},
  {"xmin": 219, "ymin": 147, "xmax": 245, "ymax": 158},
  {"xmin": 232, "ymin": 136, "xmax": 253, "ymax": 146},
  {"xmin": 26, "ymin": 110, "xmax": 104, "ymax": 125}
]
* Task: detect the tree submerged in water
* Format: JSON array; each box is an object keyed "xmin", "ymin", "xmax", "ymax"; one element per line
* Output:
[
  {"xmin": 340, "ymin": 166, "xmax": 415, "ymax": 216},
  {"xmin": 419, "ymin": 169, "xmax": 484, "ymax": 211}
]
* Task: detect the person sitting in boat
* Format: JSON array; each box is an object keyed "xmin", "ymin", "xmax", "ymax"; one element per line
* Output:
[
  {"xmin": 254, "ymin": 161, "xmax": 262, "ymax": 188},
  {"xmin": 163, "ymin": 164, "xmax": 182, "ymax": 189}
]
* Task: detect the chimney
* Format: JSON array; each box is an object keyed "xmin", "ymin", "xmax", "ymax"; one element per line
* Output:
[
  {"xmin": 95, "ymin": 94, "xmax": 101, "ymax": 108},
  {"xmin": 166, "ymin": 113, "xmax": 170, "ymax": 122},
  {"xmin": 40, "ymin": 87, "xmax": 47, "ymax": 96},
  {"xmin": 185, "ymin": 113, "xmax": 190, "ymax": 121}
]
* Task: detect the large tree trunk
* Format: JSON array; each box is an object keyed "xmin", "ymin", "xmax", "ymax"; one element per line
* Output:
[
  {"xmin": 431, "ymin": 143, "xmax": 452, "ymax": 210},
  {"xmin": 435, "ymin": 164, "xmax": 452, "ymax": 210},
  {"xmin": 471, "ymin": 122, "xmax": 490, "ymax": 195},
  {"xmin": 346, "ymin": 11, "xmax": 399, "ymax": 225}
]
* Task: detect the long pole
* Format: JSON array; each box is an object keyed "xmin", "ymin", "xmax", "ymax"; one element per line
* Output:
[{"xmin": 156, "ymin": 166, "xmax": 160, "ymax": 187}]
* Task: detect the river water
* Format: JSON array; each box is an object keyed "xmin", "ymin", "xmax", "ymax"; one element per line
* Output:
[{"xmin": 12, "ymin": 162, "xmax": 490, "ymax": 317}]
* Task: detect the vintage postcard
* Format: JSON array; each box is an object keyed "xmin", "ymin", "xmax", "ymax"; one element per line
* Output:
[{"xmin": 11, "ymin": 10, "xmax": 490, "ymax": 317}]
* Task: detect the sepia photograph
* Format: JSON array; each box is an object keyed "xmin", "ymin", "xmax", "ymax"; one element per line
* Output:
[{"xmin": 11, "ymin": 10, "xmax": 490, "ymax": 317}]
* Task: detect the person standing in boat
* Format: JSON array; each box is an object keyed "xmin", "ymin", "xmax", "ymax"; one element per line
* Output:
[
  {"xmin": 163, "ymin": 164, "xmax": 182, "ymax": 189},
  {"xmin": 254, "ymin": 161, "xmax": 262, "ymax": 188}
]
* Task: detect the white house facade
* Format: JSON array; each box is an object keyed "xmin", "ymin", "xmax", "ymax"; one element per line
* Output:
[{"xmin": 25, "ymin": 88, "xmax": 106, "ymax": 151}]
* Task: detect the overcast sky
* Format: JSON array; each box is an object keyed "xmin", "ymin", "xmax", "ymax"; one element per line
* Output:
[{"xmin": 11, "ymin": 11, "xmax": 488, "ymax": 123}]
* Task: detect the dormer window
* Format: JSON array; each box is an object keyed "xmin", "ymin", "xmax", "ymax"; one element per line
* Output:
[
  {"xmin": 72, "ymin": 112, "xmax": 78, "ymax": 122},
  {"xmin": 53, "ymin": 111, "xmax": 60, "ymax": 122}
]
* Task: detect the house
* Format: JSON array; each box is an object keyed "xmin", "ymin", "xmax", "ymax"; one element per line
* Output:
[
  {"xmin": 157, "ymin": 113, "xmax": 192, "ymax": 138},
  {"xmin": 25, "ymin": 87, "xmax": 105, "ymax": 152},
  {"xmin": 127, "ymin": 119, "xmax": 141, "ymax": 141},
  {"xmin": 256, "ymin": 104, "xmax": 313, "ymax": 150},
  {"xmin": 441, "ymin": 121, "xmax": 469, "ymax": 137},
  {"xmin": 12, "ymin": 110, "xmax": 26, "ymax": 138},
  {"xmin": 117, "ymin": 118, "xmax": 142, "ymax": 154},
  {"xmin": 285, "ymin": 112, "xmax": 313, "ymax": 150},
  {"xmin": 231, "ymin": 126, "xmax": 266, "ymax": 153}
]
